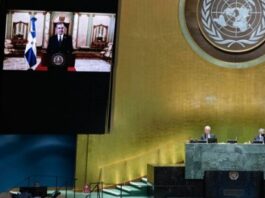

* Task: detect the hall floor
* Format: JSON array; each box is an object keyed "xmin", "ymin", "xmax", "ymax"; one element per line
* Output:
[{"xmin": 3, "ymin": 58, "xmax": 111, "ymax": 72}]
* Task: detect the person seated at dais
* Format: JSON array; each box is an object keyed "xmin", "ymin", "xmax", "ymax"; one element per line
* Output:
[
  {"xmin": 254, "ymin": 128, "xmax": 265, "ymax": 143},
  {"xmin": 200, "ymin": 125, "xmax": 216, "ymax": 141}
]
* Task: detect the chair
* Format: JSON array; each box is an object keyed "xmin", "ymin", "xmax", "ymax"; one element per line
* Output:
[
  {"xmin": 100, "ymin": 42, "xmax": 113, "ymax": 60},
  {"xmin": 4, "ymin": 39, "xmax": 14, "ymax": 54},
  {"xmin": 11, "ymin": 21, "xmax": 28, "ymax": 48},
  {"xmin": 91, "ymin": 24, "xmax": 108, "ymax": 50}
]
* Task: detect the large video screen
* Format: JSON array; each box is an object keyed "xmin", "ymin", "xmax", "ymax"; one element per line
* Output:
[
  {"xmin": 3, "ymin": 10, "xmax": 116, "ymax": 72},
  {"xmin": 0, "ymin": 0, "xmax": 118, "ymax": 133}
]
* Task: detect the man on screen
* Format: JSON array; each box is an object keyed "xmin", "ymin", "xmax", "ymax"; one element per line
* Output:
[
  {"xmin": 200, "ymin": 125, "xmax": 216, "ymax": 141},
  {"xmin": 254, "ymin": 128, "xmax": 265, "ymax": 143},
  {"xmin": 47, "ymin": 22, "xmax": 74, "ymax": 71}
]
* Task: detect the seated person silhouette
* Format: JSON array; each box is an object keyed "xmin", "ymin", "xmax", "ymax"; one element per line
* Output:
[
  {"xmin": 253, "ymin": 128, "xmax": 265, "ymax": 143},
  {"xmin": 47, "ymin": 22, "xmax": 73, "ymax": 71},
  {"xmin": 200, "ymin": 125, "xmax": 217, "ymax": 142}
]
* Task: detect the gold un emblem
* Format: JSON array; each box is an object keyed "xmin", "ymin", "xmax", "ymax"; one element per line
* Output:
[{"xmin": 197, "ymin": 0, "xmax": 265, "ymax": 53}]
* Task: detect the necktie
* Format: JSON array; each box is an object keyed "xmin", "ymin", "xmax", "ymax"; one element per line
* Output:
[{"xmin": 59, "ymin": 36, "xmax": 62, "ymax": 43}]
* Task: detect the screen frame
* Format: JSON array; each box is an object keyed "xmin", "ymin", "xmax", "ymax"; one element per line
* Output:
[{"xmin": 0, "ymin": 0, "xmax": 119, "ymax": 134}]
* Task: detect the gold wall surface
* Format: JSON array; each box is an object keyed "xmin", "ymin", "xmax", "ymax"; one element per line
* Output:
[{"xmin": 76, "ymin": 0, "xmax": 265, "ymax": 188}]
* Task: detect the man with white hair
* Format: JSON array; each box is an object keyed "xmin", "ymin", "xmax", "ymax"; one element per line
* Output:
[
  {"xmin": 200, "ymin": 125, "xmax": 216, "ymax": 141},
  {"xmin": 254, "ymin": 128, "xmax": 265, "ymax": 143}
]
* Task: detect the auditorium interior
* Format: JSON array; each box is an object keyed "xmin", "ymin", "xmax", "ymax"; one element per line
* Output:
[{"xmin": 2, "ymin": 0, "xmax": 265, "ymax": 198}]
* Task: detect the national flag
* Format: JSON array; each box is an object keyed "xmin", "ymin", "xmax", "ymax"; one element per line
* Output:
[{"xmin": 24, "ymin": 16, "xmax": 37, "ymax": 69}]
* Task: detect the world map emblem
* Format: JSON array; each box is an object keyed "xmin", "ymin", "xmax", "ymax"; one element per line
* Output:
[{"xmin": 198, "ymin": 0, "xmax": 265, "ymax": 53}]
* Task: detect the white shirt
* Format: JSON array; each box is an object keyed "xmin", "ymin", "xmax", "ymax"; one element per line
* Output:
[
  {"xmin": 58, "ymin": 34, "xmax": 64, "ymax": 42},
  {"xmin": 259, "ymin": 134, "xmax": 264, "ymax": 141}
]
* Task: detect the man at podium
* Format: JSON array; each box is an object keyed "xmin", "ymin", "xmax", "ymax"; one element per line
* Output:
[
  {"xmin": 47, "ymin": 22, "xmax": 74, "ymax": 71},
  {"xmin": 254, "ymin": 128, "xmax": 265, "ymax": 143},
  {"xmin": 200, "ymin": 125, "xmax": 216, "ymax": 142}
]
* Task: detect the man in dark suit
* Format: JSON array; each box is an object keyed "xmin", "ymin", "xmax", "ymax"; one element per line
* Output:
[
  {"xmin": 200, "ymin": 125, "xmax": 216, "ymax": 141},
  {"xmin": 254, "ymin": 128, "xmax": 265, "ymax": 143},
  {"xmin": 47, "ymin": 22, "xmax": 73, "ymax": 71}
]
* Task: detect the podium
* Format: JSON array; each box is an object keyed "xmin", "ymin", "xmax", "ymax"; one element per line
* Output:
[
  {"xmin": 146, "ymin": 143, "xmax": 265, "ymax": 197},
  {"xmin": 147, "ymin": 164, "xmax": 203, "ymax": 198},
  {"xmin": 19, "ymin": 186, "xmax": 47, "ymax": 198},
  {"xmin": 205, "ymin": 171, "xmax": 263, "ymax": 198},
  {"xmin": 41, "ymin": 51, "xmax": 75, "ymax": 70}
]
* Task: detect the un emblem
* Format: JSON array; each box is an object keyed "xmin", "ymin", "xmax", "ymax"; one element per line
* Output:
[
  {"xmin": 179, "ymin": 0, "xmax": 265, "ymax": 68},
  {"xmin": 229, "ymin": 171, "xmax": 239, "ymax": 180},
  {"xmin": 198, "ymin": 0, "xmax": 265, "ymax": 53}
]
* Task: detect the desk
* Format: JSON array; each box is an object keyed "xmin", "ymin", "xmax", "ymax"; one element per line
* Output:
[
  {"xmin": 185, "ymin": 143, "xmax": 265, "ymax": 179},
  {"xmin": 19, "ymin": 186, "xmax": 47, "ymax": 197},
  {"xmin": 147, "ymin": 164, "xmax": 203, "ymax": 198}
]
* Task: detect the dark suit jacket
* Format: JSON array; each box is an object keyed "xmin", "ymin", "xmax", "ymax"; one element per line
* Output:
[
  {"xmin": 200, "ymin": 133, "xmax": 216, "ymax": 141},
  {"xmin": 254, "ymin": 135, "xmax": 265, "ymax": 142},
  {"xmin": 47, "ymin": 34, "xmax": 73, "ymax": 55},
  {"xmin": 47, "ymin": 35, "xmax": 74, "ymax": 69}
]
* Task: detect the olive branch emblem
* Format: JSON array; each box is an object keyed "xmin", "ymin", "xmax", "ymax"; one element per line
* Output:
[{"xmin": 201, "ymin": 0, "xmax": 265, "ymax": 48}]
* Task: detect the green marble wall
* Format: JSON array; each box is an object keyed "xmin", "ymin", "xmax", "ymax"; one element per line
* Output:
[{"xmin": 185, "ymin": 143, "xmax": 265, "ymax": 179}]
